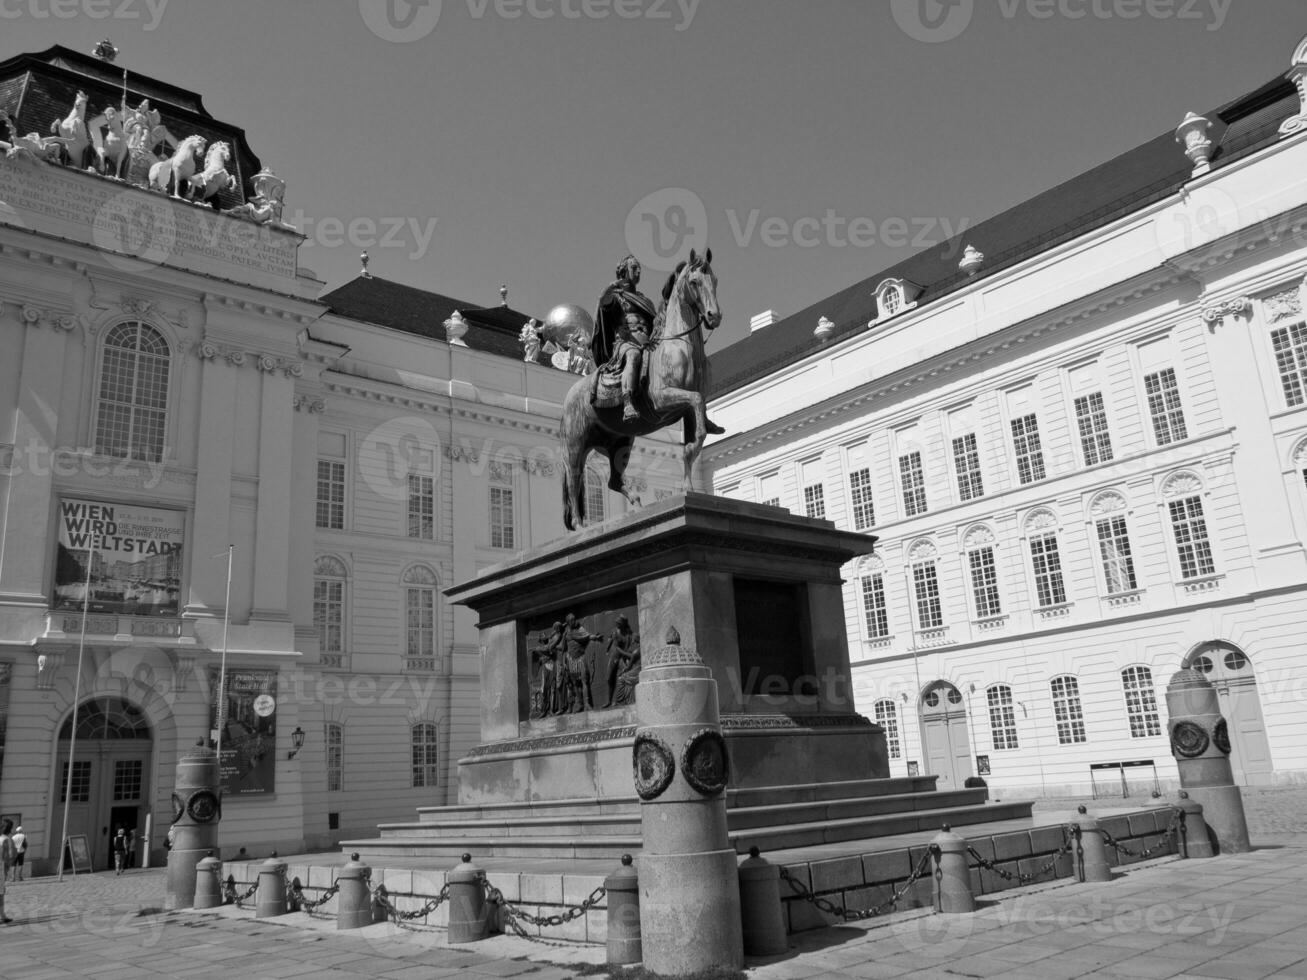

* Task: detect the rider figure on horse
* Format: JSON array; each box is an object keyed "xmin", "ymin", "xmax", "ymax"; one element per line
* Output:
[{"xmin": 591, "ymin": 254, "xmax": 658, "ymax": 423}]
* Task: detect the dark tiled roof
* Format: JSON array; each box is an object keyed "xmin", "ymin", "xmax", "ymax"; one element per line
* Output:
[
  {"xmin": 322, "ymin": 275, "xmax": 540, "ymax": 360},
  {"xmin": 709, "ymin": 74, "xmax": 1301, "ymax": 398},
  {"xmin": 0, "ymin": 45, "xmax": 263, "ymax": 210}
]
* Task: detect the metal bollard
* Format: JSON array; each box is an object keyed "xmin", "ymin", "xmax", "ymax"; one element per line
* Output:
[
  {"xmin": 336, "ymin": 852, "xmax": 373, "ymax": 930},
  {"xmin": 1174, "ymin": 793, "xmax": 1215, "ymax": 859},
  {"xmin": 1072, "ymin": 806, "xmax": 1113, "ymax": 882},
  {"xmin": 255, "ymin": 855, "xmax": 288, "ymax": 918},
  {"xmin": 447, "ymin": 854, "xmax": 489, "ymax": 943},
  {"xmin": 737, "ymin": 847, "xmax": 787, "ymax": 957},
  {"xmin": 193, "ymin": 851, "xmax": 222, "ymax": 909},
  {"xmin": 931, "ymin": 826, "xmax": 976, "ymax": 913},
  {"xmin": 606, "ymin": 854, "xmax": 642, "ymax": 965}
]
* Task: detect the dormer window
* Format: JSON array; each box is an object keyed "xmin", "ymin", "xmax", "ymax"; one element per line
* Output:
[{"xmin": 869, "ymin": 278, "xmax": 922, "ymax": 327}]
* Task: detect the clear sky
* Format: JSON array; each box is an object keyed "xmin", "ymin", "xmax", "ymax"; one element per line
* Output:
[{"xmin": 4, "ymin": 0, "xmax": 1305, "ymax": 349}]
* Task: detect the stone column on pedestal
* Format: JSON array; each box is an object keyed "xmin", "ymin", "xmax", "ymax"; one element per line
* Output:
[
  {"xmin": 634, "ymin": 626, "xmax": 743, "ymax": 976},
  {"xmin": 166, "ymin": 742, "xmax": 222, "ymax": 908},
  {"xmin": 1165, "ymin": 668, "xmax": 1250, "ymax": 854}
]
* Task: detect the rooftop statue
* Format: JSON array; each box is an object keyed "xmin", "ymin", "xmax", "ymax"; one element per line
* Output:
[
  {"xmin": 149, "ymin": 134, "xmax": 206, "ymax": 197},
  {"xmin": 559, "ymin": 249, "xmax": 726, "ymax": 529},
  {"xmin": 519, "ymin": 319, "xmax": 542, "ymax": 363},
  {"xmin": 0, "ymin": 109, "xmax": 72, "ymax": 162},
  {"xmin": 185, "ymin": 141, "xmax": 237, "ymax": 206},
  {"xmin": 49, "ymin": 91, "xmax": 91, "ymax": 169},
  {"xmin": 226, "ymin": 168, "xmax": 292, "ymax": 228}
]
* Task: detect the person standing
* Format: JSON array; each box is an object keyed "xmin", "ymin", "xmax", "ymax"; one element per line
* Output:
[
  {"xmin": 9, "ymin": 826, "xmax": 25, "ymax": 882},
  {"xmin": 0, "ymin": 819, "xmax": 14, "ymax": 921},
  {"xmin": 112, "ymin": 827, "xmax": 127, "ymax": 875}
]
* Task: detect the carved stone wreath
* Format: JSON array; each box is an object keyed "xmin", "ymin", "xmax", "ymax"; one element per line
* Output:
[
  {"xmin": 1171, "ymin": 721, "xmax": 1210, "ymax": 759},
  {"xmin": 171, "ymin": 792, "xmax": 185, "ymax": 824},
  {"xmin": 1212, "ymin": 718, "xmax": 1231, "ymax": 755},
  {"xmin": 633, "ymin": 733, "xmax": 675, "ymax": 801},
  {"xmin": 186, "ymin": 789, "xmax": 221, "ymax": 823},
  {"xmin": 680, "ymin": 728, "xmax": 729, "ymax": 797}
]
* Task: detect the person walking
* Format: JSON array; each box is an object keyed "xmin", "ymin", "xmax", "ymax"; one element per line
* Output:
[
  {"xmin": 112, "ymin": 827, "xmax": 127, "ymax": 875},
  {"xmin": 0, "ymin": 819, "xmax": 14, "ymax": 922},
  {"xmin": 9, "ymin": 826, "xmax": 25, "ymax": 882}
]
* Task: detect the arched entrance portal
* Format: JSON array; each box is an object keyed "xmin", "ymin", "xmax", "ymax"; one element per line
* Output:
[
  {"xmin": 1185, "ymin": 643, "xmax": 1273, "ymax": 786},
  {"xmin": 919, "ymin": 681, "xmax": 972, "ymax": 790},
  {"xmin": 52, "ymin": 697, "xmax": 153, "ymax": 872}
]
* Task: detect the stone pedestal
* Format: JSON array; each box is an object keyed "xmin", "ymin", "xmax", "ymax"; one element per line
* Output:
[
  {"xmin": 1166, "ymin": 669, "xmax": 1250, "ymax": 854},
  {"xmin": 445, "ymin": 493, "xmax": 885, "ymax": 807},
  {"xmin": 166, "ymin": 743, "xmax": 221, "ymax": 909}
]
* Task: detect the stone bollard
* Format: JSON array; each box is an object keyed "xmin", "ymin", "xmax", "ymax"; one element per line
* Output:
[
  {"xmin": 447, "ymin": 854, "xmax": 489, "ymax": 943},
  {"xmin": 166, "ymin": 741, "xmax": 222, "ymax": 910},
  {"xmin": 634, "ymin": 627, "xmax": 744, "ymax": 976},
  {"xmin": 255, "ymin": 855, "xmax": 288, "ymax": 918},
  {"xmin": 337, "ymin": 853, "xmax": 373, "ymax": 930},
  {"xmin": 193, "ymin": 851, "xmax": 223, "ymax": 909},
  {"xmin": 1072, "ymin": 807, "xmax": 1113, "ymax": 882},
  {"xmin": 1173, "ymin": 792, "xmax": 1215, "ymax": 859},
  {"xmin": 605, "ymin": 854, "xmax": 642, "ymax": 965},
  {"xmin": 931, "ymin": 826, "xmax": 976, "ymax": 913},
  {"xmin": 1166, "ymin": 668, "xmax": 1251, "ymax": 854},
  {"xmin": 738, "ymin": 848, "xmax": 787, "ymax": 957}
]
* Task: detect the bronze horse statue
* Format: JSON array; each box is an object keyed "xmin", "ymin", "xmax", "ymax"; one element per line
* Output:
[{"xmin": 560, "ymin": 248, "xmax": 721, "ymax": 529}]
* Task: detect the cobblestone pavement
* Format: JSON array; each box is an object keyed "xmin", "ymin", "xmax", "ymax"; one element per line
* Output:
[{"xmin": 0, "ymin": 787, "xmax": 1303, "ymax": 979}]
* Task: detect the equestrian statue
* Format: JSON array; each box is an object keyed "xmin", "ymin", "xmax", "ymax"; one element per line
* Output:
[{"xmin": 560, "ymin": 249, "xmax": 725, "ymax": 530}]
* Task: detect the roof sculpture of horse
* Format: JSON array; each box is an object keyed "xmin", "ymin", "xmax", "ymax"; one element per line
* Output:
[{"xmin": 560, "ymin": 248, "xmax": 721, "ymax": 530}]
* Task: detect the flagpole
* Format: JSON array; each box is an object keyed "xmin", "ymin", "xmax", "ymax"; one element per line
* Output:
[
  {"xmin": 214, "ymin": 546, "xmax": 233, "ymax": 768},
  {"xmin": 57, "ymin": 545, "xmax": 95, "ymax": 882}
]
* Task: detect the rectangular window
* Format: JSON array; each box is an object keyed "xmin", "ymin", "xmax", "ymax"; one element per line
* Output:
[
  {"xmin": 860, "ymin": 573, "xmax": 889, "ymax": 638},
  {"xmin": 1122, "ymin": 666, "xmax": 1163, "ymax": 738},
  {"xmin": 316, "ymin": 459, "xmax": 345, "ymax": 529},
  {"xmin": 758, "ymin": 471, "xmax": 781, "ymax": 508},
  {"xmin": 801, "ymin": 459, "xmax": 825, "ymax": 519},
  {"xmin": 912, "ymin": 562, "xmax": 943, "ymax": 629},
  {"xmin": 968, "ymin": 547, "xmax": 1002, "ymax": 618},
  {"xmin": 326, "ymin": 724, "xmax": 343, "ymax": 792},
  {"xmin": 585, "ymin": 469, "xmax": 606, "ymax": 522},
  {"xmin": 1169, "ymin": 496, "xmax": 1216, "ymax": 579},
  {"xmin": 987, "ymin": 686, "xmax": 1019, "ymax": 751},
  {"xmin": 1271, "ymin": 321, "xmax": 1307, "ymax": 407},
  {"xmin": 407, "ymin": 474, "xmax": 434, "ymax": 539},
  {"xmin": 1144, "ymin": 369, "xmax": 1188, "ymax": 445},
  {"xmin": 874, "ymin": 701, "xmax": 901, "ymax": 760},
  {"xmin": 848, "ymin": 468, "xmax": 876, "ymax": 530},
  {"xmin": 406, "ymin": 588, "xmax": 435, "ymax": 659},
  {"xmin": 1051, "ymin": 676, "xmax": 1087, "ymax": 745},
  {"xmin": 952, "ymin": 434, "xmax": 984, "ymax": 501},
  {"xmin": 1029, "ymin": 533, "xmax": 1067, "ymax": 607},
  {"xmin": 1096, "ymin": 516, "xmax": 1138, "ymax": 594},
  {"xmin": 1074, "ymin": 392, "xmax": 1114, "ymax": 466},
  {"xmin": 61, "ymin": 760, "xmax": 91, "ymax": 803},
  {"xmin": 489, "ymin": 486, "xmax": 515, "ymax": 550},
  {"xmin": 314, "ymin": 579, "xmax": 344, "ymax": 653},
  {"xmin": 112, "ymin": 760, "xmax": 143, "ymax": 801},
  {"xmin": 899, "ymin": 452, "xmax": 928, "ymax": 517},
  {"xmin": 1010, "ymin": 414, "xmax": 1046, "ymax": 484}
]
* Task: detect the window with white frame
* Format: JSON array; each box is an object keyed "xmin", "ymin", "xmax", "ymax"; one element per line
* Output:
[
  {"xmin": 1144, "ymin": 369, "xmax": 1188, "ymax": 445},
  {"xmin": 1010, "ymin": 414, "xmax": 1046, "ymax": 484},
  {"xmin": 952, "ymin": 433, "xmax": 984, "ymax": 501},
  {"xmin": 899, "ymin": 452, "xmax": 928, "ymax": 517},
  {"xmin": 403, "ymin": 566, "xmax": 437, "ymax": 662},
  {"xmin": 1050, "ymin": 675, "xmax": 1087, "ymax": 744},
  {"xmin": 800, "ymin": 458, "xmax": 826, "ymax": 519},
  {"xmin": 1169, "ymin": 496, "xmax": 1216, "ymax": 579},
  {"xmin": 489, "ymin": 463, "xmax": 515, "ymax": 549},
  {"xmin": 1096, "ymin": 516, "xmax": 1138, "ymax": 594},
  {"xmin": 860, "ymin": 572, "xmax": 889, "ymax": 638},
  {"xmin": 325, "ymin": 722, "xmax": 343, "ymax": 792},
  {"xmin": 968, "ymin": 546, "xmax": 1002, "ymax": 618},
  {"xmin": 1121, "ymin": 665, "xmax": 1162, "ymax": 738},
  {"xmin": 316, "ymin": 459, "xmax": 346, "ymax": 530},
  {"xmin": 313, "ymin": 556, "xmax": 347, "ymax": 658},
  {"xmin": 757, "ymin": 471, "xmax": 781, "ymax": 508},
  {"xmin": 912, "ymin": 561, "xmax": 943, "ymax": 629},
  {"xmin": 1029, "ymin": 533, "xmax": 1067, "ymax": 607},
  {"xmin": 411, "ymin": 723, "xmax": 439, "ymax": 788},
  {"xmin": 1271, "ymin": 320, "xmax": 1307, "ymax": 407},
  {"xmin": 874, "ymin": 699, "xmax": 901, "ymax": 759},
  {"xmin": 987, "ymin": 684, "xmax": 1019, "ymax": 750},
  {"xmin": 95, "ymin": 321, "xmax": 170, "ymax": 462},
  {"xmin": 1074, "ymin": 392, "xmax": 1114, "ymax": 466},
  {"xmin": 407, "ymin": 473, "xmax": 434, "ymax": 539},
  {"xmin": 848, "ymin": 468, "xmax": 876, "ymax": 530},
  {"xmin": 585, "ymin": 468, "xmax": 606, "ymax": 522}
]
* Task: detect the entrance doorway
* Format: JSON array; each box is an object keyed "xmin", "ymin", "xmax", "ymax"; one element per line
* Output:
[
  {"xmin": 919, "ymin": 681, "xmax": 972, "ymax": 790},
  {"xmin": 52, "ymin": 697, "xmax": 152, "ymax": 872},
  {"xmin": 1187, "ymin": 644, "xmax": 1273, "ymax": 786}
]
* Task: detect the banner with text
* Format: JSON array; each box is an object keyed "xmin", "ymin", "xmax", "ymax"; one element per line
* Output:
[
  {"xmin": 54, "ymin": 498, "xmax": 185, "ymax": 616},
  {"xmin": 209, "ymin": 668, "xmax": 277, "ymax": 796}
]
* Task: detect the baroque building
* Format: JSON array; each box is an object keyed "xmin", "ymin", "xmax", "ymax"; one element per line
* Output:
[
  {"xmin": 0, "ymin": 44, "xmax": 677, "ymax": 873},
  {"xmin": 705, "ymin": 36, "xmax": 1307, "ymax": 797}
]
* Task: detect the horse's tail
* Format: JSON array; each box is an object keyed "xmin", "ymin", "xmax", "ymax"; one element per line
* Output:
[{"xmin": 559, "ymin": 382, "xmax": 589, "ymax": 531}]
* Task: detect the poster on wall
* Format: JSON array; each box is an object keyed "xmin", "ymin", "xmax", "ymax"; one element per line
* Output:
[
  {"xmin": 53, "ymin": 498, "xmax": 185, "ymax": 616},
  {"xmin": 208, "ymin": 668, "xmax": 277, "ymax": 796}
]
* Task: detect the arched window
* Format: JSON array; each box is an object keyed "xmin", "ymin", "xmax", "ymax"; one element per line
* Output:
[
  {"xmin": 313, "ymin": 556, "xmax": 348, "ymax": 666},
  {"xmin": 987, "ymin": 684, "xmax": 1019, "ymax": 750},
  {"xmin": 58, "ymin": 696, "xmax": 151, "ymax": 739},
  {"xmin": 585, "ymin": 467, "xmax": 606, "ymax": 522},
  {"xmin": 1121, "ymin": 666, "xmax": 1162, "ymax": 738},
  {"xmin": 325, "ymin": 722, "xmax": 343, "ymax": 792},
  {"xmin": 1050, "ymin": 676, "xmax": 1087, "ymax": 744},
  {"xmin": 411, "ymin": 722, "xmax": 438, "ymax": 788},
  {"xmin": 403, "ymin": 565, "xmax": 438, "ymax": 667},
  {"xmin": 96, "ymin": 321, "xmax": 170, "ymax": 462},
  {"xmin": 873, "ymin": 699, "xmax": 901, "ymax": 759}
]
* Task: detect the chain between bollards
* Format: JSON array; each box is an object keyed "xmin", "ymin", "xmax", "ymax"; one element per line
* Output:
[
  {"xmin": 370, "ymin": 882, "xmax": 453, "ymax": 931},
  {"xmin": 965, "ymin": 825, "xmax": 1075, "ymax": 885},
  {"xmin": 1095, "ymin": 808, "xmax": 1182, "ymax": 860},
  {"xmin": 483, "ymin": 878, "xmax": 608, "ymax": 944},
  {"xmin": 224, "ymin": 875, "xmax": 258, "ymax": 908},
  {"xmin": 778, "ymin": 849, "xmax": 935, "ymax": 921},
  {"xmin": 289, "ymin": 876, "xmax": 342, "ymax": 916}
]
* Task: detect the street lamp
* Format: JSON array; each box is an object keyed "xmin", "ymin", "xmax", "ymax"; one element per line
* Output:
[{"xmin": 287, "ymin": 726, "xmax": 306, "ymax": 760}]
